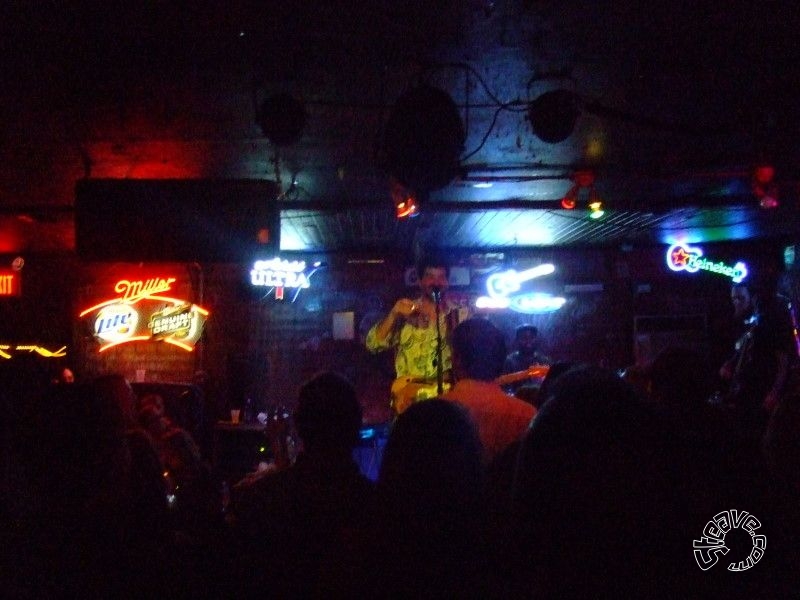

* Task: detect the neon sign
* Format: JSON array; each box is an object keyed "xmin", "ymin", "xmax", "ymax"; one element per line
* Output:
[
  {"xmin": 0, "ymin": 344, "xmax": 67, "ymax": 359},
  {"xmin": 0, "ymin": 269, "xmax": 20, "ymax": 297},
  {"xmin": 475, "ymin": 296, "xmax": 511, "ymax": 309},
  {"xmin": 80, "ymin": 276, "xmax": 209, "ymax": 352},
  {"xmin": 116, "ymin": 277, "xmax": 176, "ymax": 302},
  {"xmin": 666, "ymin": 244, "xmax": 748, "ymax": 283},
  {"xmin": 477, "ymin": 263, "xmax": 566, "ymax": 314},
  {"xmin": 509, "ymin": 293, "xmax": 567, "ymax": 314},
  {"xmin": 485, "ymin": 264, "xmax": 555, "ymax": 298},
  {"xmin": 250, "ymin": 257, "xmax": 323, "ymax": 301}
]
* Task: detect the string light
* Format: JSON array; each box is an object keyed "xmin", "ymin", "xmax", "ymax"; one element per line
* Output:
[
  {"xmin": 561, "ymin": 186, "xmax": 578, "ymax": 209},
  {"xmin": 588, "ymin": 200, "xmax": 604, "ymax": 219},
  {"xmin": 752, "ymin": 164, "xmax": 779, "ymax": 209},
  {"xmin": 561, "ymin": 169, "xmax": 598, "ymax": 212}
]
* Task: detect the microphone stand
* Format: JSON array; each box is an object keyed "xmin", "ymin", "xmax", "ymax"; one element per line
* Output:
[{"xmin": 432, "ymin": 288, "xmax": 444, "ymax": 395}]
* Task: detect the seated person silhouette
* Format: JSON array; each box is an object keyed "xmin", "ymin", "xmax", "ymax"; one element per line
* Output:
[
  {"xmin": 228, "ymin": 371, "xmax": 375, "ymax": 598},
  {"xmin": 502, "ymin": 324, "xmax": 551, "ymax": 394},
  {"xmin": 137, "ymin": 393, "xmax": 217, "ymax": 538},
  {"xmin": 359, "ymin": 399, "xmax": 488, "ymax": 598},
  {"xmin": 15, "ymin": 380, "xmax": 177, "ymax": 596},
  {"xmin": 509, "ymin": 365, "xmax": 705, "ymax": 597}
]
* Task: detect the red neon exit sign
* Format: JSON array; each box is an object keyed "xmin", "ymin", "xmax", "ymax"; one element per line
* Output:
[{"xmin": 0, "ymin": 270, "xmax": 20, "ymax": 297}]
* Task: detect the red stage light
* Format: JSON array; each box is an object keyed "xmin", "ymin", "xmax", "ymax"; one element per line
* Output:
[
  {"xmin": 752, "ymin": 164, "xmax": 779, "ymax": 209},
  {"xmin": 396, "ymin": 195, "xmax": 419, "ymax": 218},
  {"xmin": 561, "ymin": 170, "xmax": 596, "ymax": 210}
]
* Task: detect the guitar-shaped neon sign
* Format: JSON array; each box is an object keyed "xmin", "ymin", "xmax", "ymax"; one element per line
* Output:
[
  {"xmin": 666, "ymin": 244, "xmax": 748, "ymax": 283},
  {"xmin": 486, "ymin": 263, "xmax": 555, "ymax": 298}
]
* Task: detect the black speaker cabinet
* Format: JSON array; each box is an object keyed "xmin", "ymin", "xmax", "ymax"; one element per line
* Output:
[{"xmin": 75, "ymin": 179, "xmax": 280, "ymax": 262}]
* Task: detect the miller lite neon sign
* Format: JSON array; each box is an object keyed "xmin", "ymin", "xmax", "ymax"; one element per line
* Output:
[
  {"xmin": 80, "ymin": 276, "xmax": 209, "ymax": 352},
  {"xmin": 666, "ymin": 244, "xmax": 748, "ymax": 283}
]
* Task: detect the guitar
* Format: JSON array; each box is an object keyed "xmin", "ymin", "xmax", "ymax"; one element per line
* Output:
[
  {"xmin": 390, "ymin": 377, "xmax": 451, "ymax": 415},
  {"xmin": 390, "ymin": 364, "xmax": 550, "ymax": 415},
  {"xmin": 494, "ymin": 364, "xmax": 550, "ymax": 387},
  {"xmin": 712, "ymin": 317, "xmax": 758, "ymax": 405}
]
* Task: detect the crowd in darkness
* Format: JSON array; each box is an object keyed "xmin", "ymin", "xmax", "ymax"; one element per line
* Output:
[{"xmin": 2, "ymin": 329, "xmax": 800, "ymax": 598}]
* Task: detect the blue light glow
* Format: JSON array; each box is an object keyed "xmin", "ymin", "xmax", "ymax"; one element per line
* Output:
[{"xmin": 508, "ymin": 293, "xmax": 567, "ymax": 314}]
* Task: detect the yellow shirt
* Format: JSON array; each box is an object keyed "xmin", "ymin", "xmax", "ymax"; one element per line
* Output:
[{"xmin": 365, "ymin": 300, "xmax": 458, "ymax": 380}]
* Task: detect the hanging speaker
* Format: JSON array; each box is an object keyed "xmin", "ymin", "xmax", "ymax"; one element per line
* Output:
[
  {"xmin": 528, "ymin": 89, "xmax": 580, "ymax": 143},
  {"xmin": 257, "ymin": 93, "xmax": 308, "ymax": 146},
  {"xmin": 383, "ymin": 83, "xmax": 465, "ymax": 194}
]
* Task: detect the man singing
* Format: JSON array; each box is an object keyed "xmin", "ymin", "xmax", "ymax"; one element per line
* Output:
[{"xmin": 365, "ymin": 255, "xmax": 464, "ymax": 413}]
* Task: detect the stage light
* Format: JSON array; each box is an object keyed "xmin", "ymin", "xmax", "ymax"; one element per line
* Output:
[
  {"xmin": 561, "ymin": 186, "xmax": 578, "ymax": 209},
  {"xmin": 752, "ymin": 163, "xmax": 779, "ymax": 209},
  {"xmin": 588, "ymin": 200, "xmax": 604, "ymax": 219},
  {"xmin": 396, "ymin": 194, "xmax": 419, "ymax": 219},
  {"xmin": 561, "ymin": 170, "xmax": 597, "ymax": 211},
  {"xmin": 759, "ymin": 195, "xmax": 779, "ymax": 209},
  {"xmin": 390, "ymin": 178, "xmax": 421, "ymax": 219}
]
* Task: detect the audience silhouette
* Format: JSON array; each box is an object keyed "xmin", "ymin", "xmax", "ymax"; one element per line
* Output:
[
  {"xmin": 227, "ymin": 370, "xmax": 375, "ymax": 598},
  {"xmin": 443, "ymin": 317, "xmax": 537, "ymax": 464},
  {"xmin": 137, "ymin": 392, "xmax": 220, "ymax": 542},
  {"xmin": 5, "ymin": 346, "xmax": 797, "ymax": 598},
  {"xmin": 507, "ymin": 365, "xmax": 718, "ymax": 596},
  {"xmin": 356, "ymin": 399, "xmax": 488, "ymax": 598},
  {"xmin": 9, "ymin": 377, "xmax": 184, "ymax": 597}
]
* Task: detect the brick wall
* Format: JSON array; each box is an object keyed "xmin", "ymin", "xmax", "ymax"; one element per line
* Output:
[{"xmin": 4, "ymin": 239, "xmax": 789, "ymax": 426}]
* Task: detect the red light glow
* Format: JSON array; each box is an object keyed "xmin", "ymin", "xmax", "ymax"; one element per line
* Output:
[
  {"xmin": 0, "ymin": 270, "xmax": 20, "ymax": 297},
  {"xmin": 396, "ymin": 196, "xmax": 419, "ymax": 218}
]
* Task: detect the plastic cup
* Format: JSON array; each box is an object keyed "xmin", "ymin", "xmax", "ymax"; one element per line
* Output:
[{"xmin": 230, "ymin": 409, "xmax": 241, "ymax": 424}]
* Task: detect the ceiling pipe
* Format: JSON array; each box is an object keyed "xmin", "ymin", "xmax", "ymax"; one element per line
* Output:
[{"xmin": 276, "ymin": 195, "xmax": 763, "ymax": 214}]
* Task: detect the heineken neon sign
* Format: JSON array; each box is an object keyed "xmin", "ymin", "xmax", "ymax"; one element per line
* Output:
[{"xmin": 666, "ymin": 244, "xmax": 748, "ymax": 283}]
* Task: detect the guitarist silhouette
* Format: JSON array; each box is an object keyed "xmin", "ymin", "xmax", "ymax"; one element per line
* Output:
[{"xmin": 718, "ymin": 276, "xmax": 796, "ymax": 426}]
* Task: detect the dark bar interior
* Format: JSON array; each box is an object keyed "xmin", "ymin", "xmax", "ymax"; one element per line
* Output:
[{"xmin": 2, "ymin": 2, "xmax": 800, "ymax": 597}]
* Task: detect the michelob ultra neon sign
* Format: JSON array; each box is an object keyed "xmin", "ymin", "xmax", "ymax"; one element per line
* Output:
[
  {"xmin": 250, "ymin": 257, "xmax": 323, "ymax": 301},
  {"xmin": 79, "ymin": 276, "xmax": 209, "ymax": 352},
  {"xmin": 666, "ymin": 244, "xmax": 748, "ymax": 283}
]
